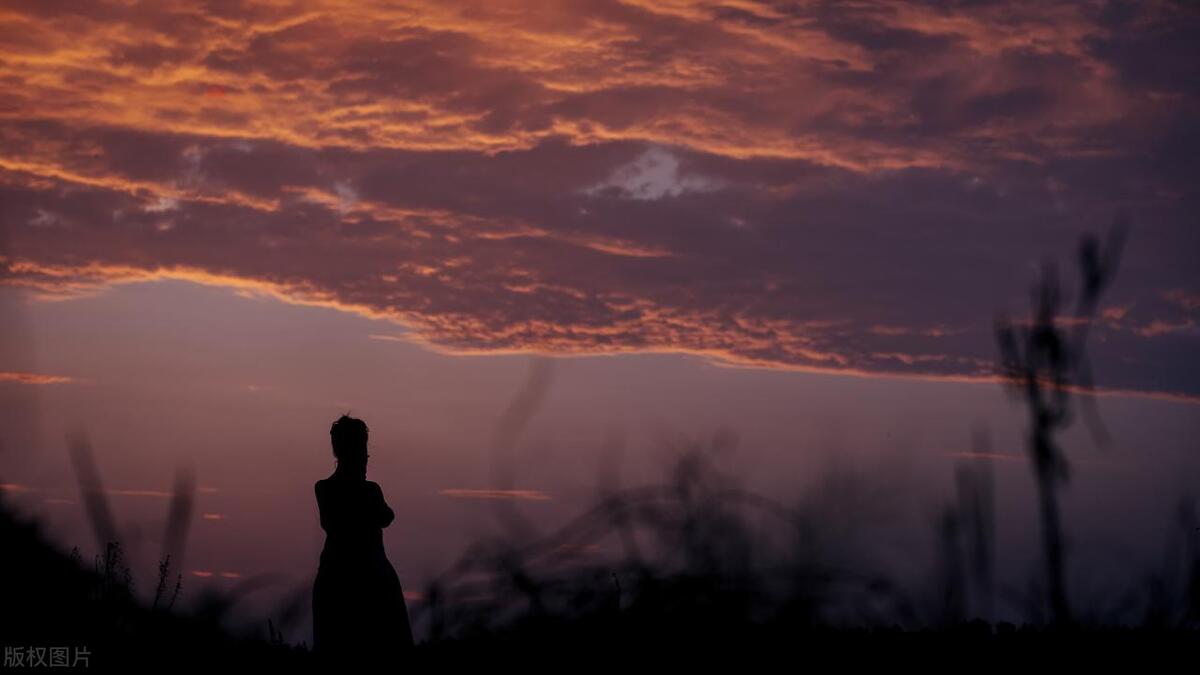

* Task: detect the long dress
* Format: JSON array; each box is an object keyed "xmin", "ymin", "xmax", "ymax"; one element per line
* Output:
[{"xmin": 313, "ymin": 475, "xmax": 414, "ymax": 666}]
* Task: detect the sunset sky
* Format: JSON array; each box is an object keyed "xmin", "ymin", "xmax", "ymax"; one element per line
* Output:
[{"xmin": 1, "ymin": 0, "xmax": 1198, "ymax": 637}]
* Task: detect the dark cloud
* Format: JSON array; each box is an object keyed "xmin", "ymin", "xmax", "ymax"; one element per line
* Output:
[{"xmin": 0, "ymin": 0, "xmax": 1196, "ymax": 398}]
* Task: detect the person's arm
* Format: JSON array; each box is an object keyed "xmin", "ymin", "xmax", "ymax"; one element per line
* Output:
[
  {"xmin": 315, "ymin": 481, "xmax": 347, "ymax": 532},
  {"xmin": 369, "ymin": 481, "xmax": 395, "ymax": 528},
  {"xmin": 315, "ymin": 481, "xmax": 331, "ymax": 532}
]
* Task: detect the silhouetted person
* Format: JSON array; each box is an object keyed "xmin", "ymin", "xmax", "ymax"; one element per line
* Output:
[{"xmin": 313, "ymin": 415, "xmax": 414, "ymax": 667}]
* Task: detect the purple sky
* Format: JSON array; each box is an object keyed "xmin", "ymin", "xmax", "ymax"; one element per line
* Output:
[{"xmin": 1, "ymin": 0, "xmax": 1198, "ymax": 638}]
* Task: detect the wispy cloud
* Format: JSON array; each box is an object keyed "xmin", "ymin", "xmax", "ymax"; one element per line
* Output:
[
  {"xmin": 189, "ymin": 570, "xmax": 242, "ymax": 580},
  {"xmin": 0, "ymin": 483, "xmax": 38, "ymax": 493},
  {"xmin": 0, "ymin": 371, "xmax": 73, "ymax": 385},
  {"xmin": 438, "ymin": 488, "xmax": 552, "ymax": 501}
]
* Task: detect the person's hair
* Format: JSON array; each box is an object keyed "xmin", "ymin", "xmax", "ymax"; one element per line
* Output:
[{"xmin": 330, "ymin": 414, "xmax": 369, "ymax": 459}]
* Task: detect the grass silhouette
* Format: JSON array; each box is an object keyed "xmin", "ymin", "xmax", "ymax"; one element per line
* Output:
[{"xmin": 995, "ymin": 220, "xmax": 1126, "ymax": 625}]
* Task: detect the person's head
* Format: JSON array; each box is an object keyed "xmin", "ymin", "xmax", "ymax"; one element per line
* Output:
[{"xmin": 330, "ymin": 414, "xmax": 369, "ymax": 477}]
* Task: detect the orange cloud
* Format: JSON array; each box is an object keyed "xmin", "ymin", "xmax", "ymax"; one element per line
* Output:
[
  {"xmin": 0, "ymin": 371, "xmax": 73, "ymax": 385},
  {"xmin": 0, "ymin": 483, "xmax": 39, "ymax": 493},
  {"xmin": 104, "ymin": 489, "xmax": 176, "ymax": 499},
  {"xmin": 0, "ymin": 0, "xmax": 1158, "ymax": 173}
]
